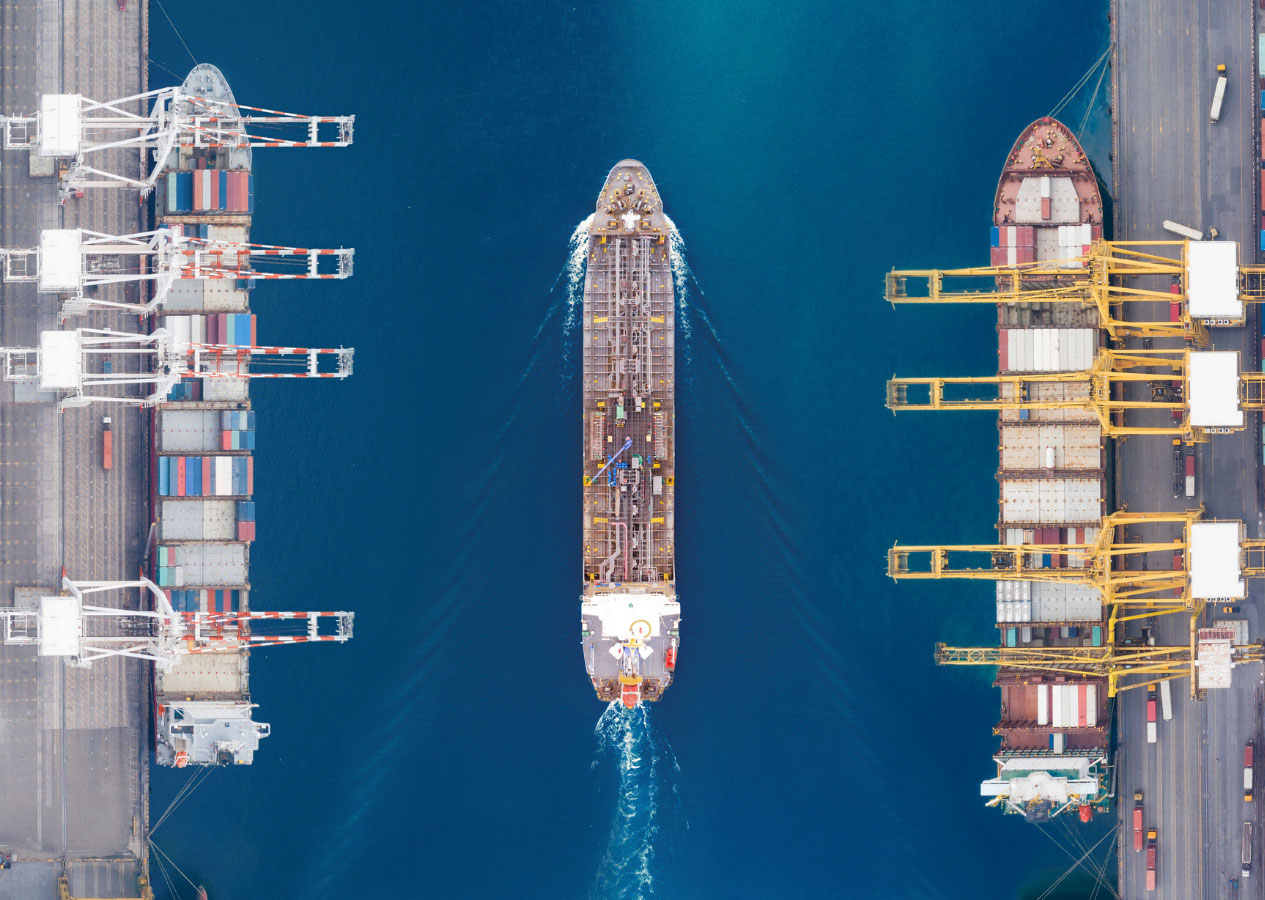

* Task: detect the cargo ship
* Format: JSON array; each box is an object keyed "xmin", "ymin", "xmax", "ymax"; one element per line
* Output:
[
  {"xmin": 150, "ymin": 64, "xmax": 264, "ymax": 766},
  {"xmin": 982, "ymin": 118, "xmax": 1113, "ymax": 821},
  {"xmin": 579, "ymin": 161, "xmax": 680, "ymax": 709}
]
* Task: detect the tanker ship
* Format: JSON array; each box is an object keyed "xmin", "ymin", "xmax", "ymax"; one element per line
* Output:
[{"xmin": 579, "ymin": 160, "xmax": 680, "ymax": 708}]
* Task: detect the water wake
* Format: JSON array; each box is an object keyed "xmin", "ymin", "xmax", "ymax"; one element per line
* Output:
[{"xmin": 590, "ymin": 702, "xmax": 682, "ymax": 900}]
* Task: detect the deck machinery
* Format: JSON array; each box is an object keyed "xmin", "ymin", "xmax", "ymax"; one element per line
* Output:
[{"xmin": 580, "ymin": 161, "xmax": 680, "ymax": 708}]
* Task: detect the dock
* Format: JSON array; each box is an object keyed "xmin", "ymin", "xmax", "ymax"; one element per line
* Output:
[
  {"xmin": 1113, "ymin": 0, "xmax": 1262, "ymax": 896},
  {"xmin": 0, "ymin": 1, "xmax": 150, "ymax": 896}
]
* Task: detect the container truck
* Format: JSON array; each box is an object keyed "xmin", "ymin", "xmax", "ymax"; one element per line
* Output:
[
  {"xmin": 1133, "ymin": 790, "xmax": 1144, "ymax": 851},
  {"xmin": 1244, "ymin": 822, "xmax": 1253, "ymax": 878},
  {"xmin": 1147, "ymin": 684, "xmax": 1158, "ymax": 743},
  {"xmin": 1160, "ymin": 679, "xmax": 1173, "ymax": 721},
  {"xmin": 1185, "ymin": 451, "xmax": 1195, "ymax": 498},
  {"xmin": 1247, "ymin": 742, "xmax": 1255, "ymax": 802},
  {"xmin": 102, "ymin": 417, "xmax": 112, "ymax": 472},
  {"xmin": 1146, "ymin": 830, "xmax": 1158, "ymax": 891},
  {"xmin": 1211, "ymin": 64, "xmax": 1228, "ymax": 123},
  {"xmin": 1163, "ymin": 220, "xmax": 1204, "ymax": 241}
]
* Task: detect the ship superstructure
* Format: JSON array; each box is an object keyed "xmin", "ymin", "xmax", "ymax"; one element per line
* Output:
[{"xmin": 579, "ymin": 161, "xmax": 680, "ymax": 708}]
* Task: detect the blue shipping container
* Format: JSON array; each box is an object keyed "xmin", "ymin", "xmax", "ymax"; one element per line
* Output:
[
  {"xmin": 176, "ymin": 172, "xmax": 193, "ymax": 212},
  {"xmin": 990, "ymin": 225, "xmax": 1000, "ymax": 248},
  {"xmin": 159, "ymin": 456, "xmax": 170, "ymax": 496},
  {"xmin": 244, "ymin": 430, "xmax": 256, "ymax": 451},
  {"xmin": 1260, "ymin": 230, "xmax": 1264, "ymax": 253},
  {"xmin": 186, "ymin": 456, "xmax": 201, "ymax": 496}
]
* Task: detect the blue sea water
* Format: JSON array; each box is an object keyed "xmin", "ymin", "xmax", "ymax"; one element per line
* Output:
[{"xmin": 146, "ymin": 2, "xmax": 1116, "ymax": 897}]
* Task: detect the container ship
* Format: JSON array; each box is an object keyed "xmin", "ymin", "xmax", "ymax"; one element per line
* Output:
[
  {"xmin": 982, "ymin": 118, "xmax": 1112, "ymax": 821},
  {"xmin": 150, "ymin": 64, "xmax": 264, "ymax": 766},
  {"xmin": 579, "ymin": 160, "xmax": 680, "ymax": 709}
]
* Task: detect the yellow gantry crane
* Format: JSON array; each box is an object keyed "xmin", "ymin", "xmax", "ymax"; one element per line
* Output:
[
  {"xmin": 887, "ymin": 346, "xmax": 1265, "ymax": 442},
  {"xmin": 933, "ymin": 642, "xmax": 1265, "ymax": 698},
  {"xmin": 893, "ymin": 511, "xmax": 1265, "ymax": 697},
  {"xmin": 886, "ymin": 239, "xmax": 1265, "ymax": 344}
]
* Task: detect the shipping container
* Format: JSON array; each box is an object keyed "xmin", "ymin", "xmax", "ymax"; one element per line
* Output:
[
  {"xmin": 1248, "ymin": 742, "xmax": 1256, "ymax": 801},
  {"xmin": 1160, "ymin": 679, "xmax": 1173, "ymax": 721}
]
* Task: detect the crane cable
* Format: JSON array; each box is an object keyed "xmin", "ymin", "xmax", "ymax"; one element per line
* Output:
[{"xmin": 1076, "ymin": 56, "xmax": 1112, "ymax": 142}]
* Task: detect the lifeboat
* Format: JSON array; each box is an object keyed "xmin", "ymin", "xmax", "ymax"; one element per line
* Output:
[
  {"xmin": 175, "ymin": 750, "xmax": 189, "ymax": 768},
  {"xmin": 619, "ymin": 674, "xmax": 642, "ymax": 709},
  {"xmin": 664, "ymin": 644, "xmax": 677, "ymax": 671},
  {"xmin": 1078, "ymin": 804, "xmax": 1093, "ymax": 823}
]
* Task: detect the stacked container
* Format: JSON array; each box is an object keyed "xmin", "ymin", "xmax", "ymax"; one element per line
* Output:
[{"xmin": 158, "ymin": 455, "xmax": 254, "ymax": 497}]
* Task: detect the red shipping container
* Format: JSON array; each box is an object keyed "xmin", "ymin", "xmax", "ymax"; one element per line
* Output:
[
  {"xmin": 218, "ymin": 314, "xmax": 228, "ymax": 344},
  {"xmin": 247, "ymin": 456, "xmax": 254, "ymax": 494},
  {"xmin": 1091, "ymin": 225, "xmax": 1102, "ymax": 241},
  {"xmin": 176, "ymin": 456, "xmax": 186, "ymax": 496},
  {"xmin": 193, "ymin": 171, "xmax": 204, "ymax": 210},
  {"xmin": 237, "ymin": 521, "xmax": 256, "ymax": 542},
  {"xmin": 1040, "ymin": 197, "xmax": 1051, "ymax": 219},
  {"xmin": 222, "ymin": 430, "xmax": 232, "ymax": 451},
  {"xmin": 990, "ymin": 247, "xmax": 1004, "ymax": 266},
  {"xmin": 202, "ymin": 456, "xmax": 211, "ymax": 495},
  {"xmin": 209, "ymin": 169, "xmax": 220, "ymax": 209},
  {"xmin": 1019, "ymin": 225, "xmax": 1035, "ymax": 245},
  {"xmin": 207, "ymin": 312, "xmax": 218, "ymax": 344},
  {"xmin": 998, "ymin": 329, "xmax": 1008, "ymax": 365},
  {"xmin": 1170, "ymin": 301, "xmax": 1181, "ymax": 323},
  {"xmin": 1078, "ymin": 685, "xmax": 1088, "ymax": 726}
]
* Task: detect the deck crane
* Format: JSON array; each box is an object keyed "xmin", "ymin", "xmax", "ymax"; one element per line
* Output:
[
  {"xmin": 0, "ymin": 326, "xmax": 354, "ymax": 409},
  {"xmin": 0, "ymin": 68, "xmax": 354, "ymax": 199},
  {"xmin": 0, "ymin": 228, "xmax": 353, "ymax": 318},
  {"xmin": 586, "ymin": 436, "xmax": 633, "ymax": 486},
  {"xmin": 887, "ymin": 347, "xmax": 1265, "ymax": 442},
  {"xmin": 886, "ymin": 239, "xmax": 1265, "ymax": 343}
]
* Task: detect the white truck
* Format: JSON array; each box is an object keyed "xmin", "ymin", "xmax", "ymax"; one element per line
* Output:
[
  {"xmin": 1211, "ymin": 64, "xmax": 1228, "ymax": 123},
  {"xmin": 1163, "ymin": 220, "xmax": 1204, "ymax": 241}
]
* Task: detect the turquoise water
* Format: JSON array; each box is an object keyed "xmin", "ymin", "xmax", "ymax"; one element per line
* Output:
[{"xmin": 146, "ymin": 2, "xmax": 1115, "ymax": 897}]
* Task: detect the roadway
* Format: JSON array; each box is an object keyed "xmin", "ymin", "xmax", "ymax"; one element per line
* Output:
[
  {"xmin": 1113, "ymin": 0, "xmax": 1261, "ymax": 897},
  {"xmin": 0, "ymin": 1, "xmax": 148, "ymax": 897}
]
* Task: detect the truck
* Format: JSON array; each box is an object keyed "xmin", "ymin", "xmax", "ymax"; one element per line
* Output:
[
  {"xmin": 1244, "ymin": 822, "xmax": 1253, "ymax": 878},
  {"xmin": 1211, "ymin": 64, "xmax": 1228, "ymax": 123},
  {"xmin": 1160, "ymin": 679, "xmax": 1173, "ymax": 721},
  {"xmin": 102, "ymin": 417, "xmax": 112, "ymax": 472},
  {"xmin": 1147, "ymin": 683, "xmax": 1158, "ymax": 743},
  {"xmin": 1146, "ymin": 829, "xmax": 1158, "ymax": 891},
  {"xmin": 1163, "ymin": 220, "xmax": 1204, "ymax": 241},
  {"xmin": 1247, "ymin": 742, "xmax": 1255, "ymax": 802},
  {"xmin": 1133, "ymin": 790, "xmax": 1144, "ymax": 851},
  {"xmin": 1185, "ymin": 451, "xmax": 1195, "ymax": 498}
]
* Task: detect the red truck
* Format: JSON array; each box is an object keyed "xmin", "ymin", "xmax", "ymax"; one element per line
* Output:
[
  {"xmin": 102, "ymin": 417, "xmax": 112, "ymax": 471},
  {"xmin": 1247, "ymin": 742, "xmax": 1255, "ymax": 802},
  {"xmin": 1147, "ymin": 684, "xmax": 1158, "ymax": 744},
  {"xmin": 1133, "ymin": 790, "xmax": 1144, "ymax": 851},
  {"xmin": 1146, "ymin": 829, "xmax": 1158, "ymax": 890},
  {"xmin": 1169, "ymin": 276, "xmax": 1181, "ymax": 322}
]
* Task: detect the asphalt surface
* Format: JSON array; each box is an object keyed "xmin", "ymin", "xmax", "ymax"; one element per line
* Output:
[
  {"xmin": 1113, "ymin": 0, "xmax": 1263, "ymax": 897},
  {"xmin": 0, "ymin": 1, "xmax": 148, "ymax": 896}
]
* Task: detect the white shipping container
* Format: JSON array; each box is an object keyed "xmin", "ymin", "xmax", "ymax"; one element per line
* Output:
[
  {"xmin": 1040, "ymin": 175, "xmax": 1051, "ymax": 199},
  {"xmin": 215, "ymin": 456, "xmax": 232, "ymax": 496},
  {"xmin": 1086, "ymin": 685, "xmax": 1098, "ymax": 727},
  {"xmin": 1160, "ymin": 679, "xmax": 1173, "ymax": 721},
  {"xmin": 1068, "ymin": 685, "xmax": 1079, "ymax": 727},
  {"xmin": 193, "ymin": 314, "xmax": 206, "ymax": 345},
  {"xmin": 1052, "ymin": 686, "xmax": 1063, "ymax": 728},
  {"xmin": 1021, "ymin": 626, "xmax": 1032, "ymax": 643},
  {"xmin": 1007, "ymin": 244, "xmax": 1017, "ymax": 266},
  {"xmin": 1148, "ymin": 721, "xmax": 1157, "ymax": 744},
  {"xmin": 1037, "ymin": 684, "xmax": 1050, "ymax": 725},
  {"xmin": 1006, "ymin": 225, "xmax": 1017, "ymax": 246},
  {"xmin": 1051, "ymin": 732, "xmax": 1066, "ymax": 754}
]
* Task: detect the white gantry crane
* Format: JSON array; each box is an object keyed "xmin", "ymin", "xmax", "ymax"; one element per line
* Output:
[
  {"xmin": 1, "ymin": 87, "xmax": 353, "ymax": 198},
  {"xmin": 1, "ymin": 228, "xmax": 353, "ymax": 318},
  {"xmin": 0, "ymin": 326, "xmax": 354, "ymax": 408},
  {"xmin": 2, "ymin": 576, "xmax": 354, "ymax": 670}
]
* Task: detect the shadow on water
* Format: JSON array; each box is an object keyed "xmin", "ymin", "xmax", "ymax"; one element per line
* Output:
[{"xmin": 589, "ymin": 702, "xmax": 683, "ymax": 900}]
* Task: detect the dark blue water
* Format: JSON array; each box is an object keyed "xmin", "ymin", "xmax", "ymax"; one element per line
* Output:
[{"xmin": 146, "ymin": 2, "xmax": 1115, "ymax": 897}]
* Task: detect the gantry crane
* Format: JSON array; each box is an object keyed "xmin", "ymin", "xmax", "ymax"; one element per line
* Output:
[
  {"xmin": 1, "ymin": 74, "xmax": 354, "ymax": 198},
  {"xmin": 887, "ymin": 347, "xmax": 1263, "ymax": 442},
  {"xmin": 1, "ymin": 228, "xmax": 353, "ymax": 318},
  {"xmin": 933, "ymin": 635, "xmax": 1263, "ymax": 699},
  {"xmin": 886, "ymin": 239, "xmax": 1265, "ymax": 343},
  {"xmin": 0, "ymin": 326, "xmax": 354, "ymax": 408}
]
